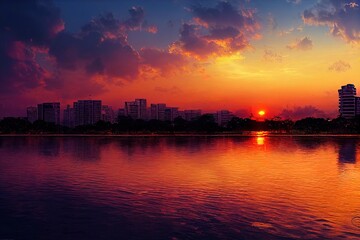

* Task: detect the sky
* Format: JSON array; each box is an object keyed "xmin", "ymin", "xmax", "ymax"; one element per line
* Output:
[{"xmin": 0, "ymin": 0, "xmax": 359, "ymax": 119}]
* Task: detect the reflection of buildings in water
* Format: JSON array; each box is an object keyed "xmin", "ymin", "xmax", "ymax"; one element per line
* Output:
[
  {"xmin": 337, "ymin": 139, "xmax": 357, "ymax": 164},
  {"xmin": 38, "ymin": 138, "xmax": 61, "ymax": 157},
  {"xmin": 63, "ymin": 138, "xmax": 103, "ymax": 161}
]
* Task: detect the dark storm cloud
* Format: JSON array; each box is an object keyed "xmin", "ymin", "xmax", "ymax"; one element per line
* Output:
[
  {"xmin": 49, "ymin": 29, "xmax": 140, "ymax": 80},
  {"xmin": 0, "ymin": 0, "xmax": 63, "ymax": 93},
  {"xmin": 303, "ymin": 0, "xmax": 360, "ymax": 44},
  {"xmin": 48, "ymin": 9, "xmax": 152, "ymax": 86},
  {"xmin": 175, "ymin": 1, "xmax": 259, "ymax": 57}
]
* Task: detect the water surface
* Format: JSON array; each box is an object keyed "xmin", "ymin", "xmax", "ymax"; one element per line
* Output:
[{"xmin": 0, "ymin": 136, "xmax": 360, "ymax": 240}]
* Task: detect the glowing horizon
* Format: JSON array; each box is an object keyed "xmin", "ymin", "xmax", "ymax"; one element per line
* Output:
[{"xmin": 0, "ymin": 0, "xmax": 359, "ymax": 119}]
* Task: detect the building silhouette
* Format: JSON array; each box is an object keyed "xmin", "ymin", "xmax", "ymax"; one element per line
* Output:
[
  {"xmin": 63, "ymin": 105, "xmax": 75, "ymax": 128},
  {"xmin": 338, "ymin": 84, "xmax": 359, "ymax": 119},
  {"xmin": 215, "ymin": 110, "xmax": 233, "ymax": 127},
  {"xmin": 74, "ymin": 100, "xmax": 102, "ymax": 126},
  {"xmin": 101, "ymin": 105, "xmax": 115, "ymax": 123},
  {"xmin": 179, "ymin": 110, "xmax": 202, "ymax": 121},
  {"xmin": 26, "ymin": 107, "xmax": 38, "ymax": 123},
  {"xmin": 124, "ymin": 99, "xmax": 148, "ymax": 120},
  {"xmin": 150, "ymin": 103, "xmax": 166, "ymax": 121},
  {"xmin": 37, "ymin": 102, "xmax": 60, "ymax": 125},
  {"xmin": 164, "ymin": 107, "xmax": 179, "ymax": 121}
]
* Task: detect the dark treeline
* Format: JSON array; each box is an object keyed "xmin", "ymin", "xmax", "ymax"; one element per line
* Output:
[{"xmin": 1, "ymin": 115, "xmax": 360, "ymax": 134}]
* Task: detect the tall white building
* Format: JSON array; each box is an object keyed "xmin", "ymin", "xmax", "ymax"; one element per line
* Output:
[{"xmin": 338, "ymin": 84, "xmax": 357, "ymax": 119}]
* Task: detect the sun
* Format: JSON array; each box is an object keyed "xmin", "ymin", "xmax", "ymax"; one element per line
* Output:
[{"xmin": 258, "ymin": 110, "xmax": 266, "ymax": 116}]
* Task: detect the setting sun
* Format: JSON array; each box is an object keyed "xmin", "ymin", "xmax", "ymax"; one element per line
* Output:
[{"xmin": 258, "ymin": 110, "xmax": 266, "ymax": 116}]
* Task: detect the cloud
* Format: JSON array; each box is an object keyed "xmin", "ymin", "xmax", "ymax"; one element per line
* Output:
[
  {"xmin": 268, "ymin": 13, "xmax": 278, "ymax": 31},
  {"xmin": 303, "ymin": 0, "xmax": 360, "ymax": 44},
  {"xmin": 263, "ymin": 49, "xmax": 283, "ymax": 62},
  {"xmin": 328, "ymin": 60, "xmax": 351, "ymax": 72},
  {"xmin": 0, "ymin": 0, "xmax": 64, "ymax": 93},
  {"xmin": 173, "ymin": 1, "xmax": 260, "ymax": 58},
  {"xmin": 48, "ymin": 8, "xmax": 160, "ymax": 91},
  {"xmin": 278, "ymin": 106, "xmax": 329, "ymax": 120},
  {"xmin": 287, "ymin": 37, "xmax": 313, "ymax": 50},
  {"xmin": 140, "ymin": 48, "xmax": 188, "ymax": 74}
]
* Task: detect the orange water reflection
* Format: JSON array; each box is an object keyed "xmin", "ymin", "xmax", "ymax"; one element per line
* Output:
[{"xmin": 0, "ymin": 136, "xmax": 360, "ymax": 239}]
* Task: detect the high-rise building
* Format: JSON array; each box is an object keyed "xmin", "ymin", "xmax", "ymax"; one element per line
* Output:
[
  {"xmin": 215, "ymin": 110, "xmax": 233, "ymax": 127},
  {"xmin": 338, "ymin": 84, "xmax": 357, "ymax": 119},
  {"xmin": 125, "ymin": 101, "xmax": 139, "ymax": 119},
  {"xmin": 164, "ymin": 107, "xmax": 179, "ymax": 121},
  {"xmin": 118, "ymin": 108, "xmax": 125, "ymax": 117},
  {"xmin": 74, "ymin": 100, "xmax": 102, "ymax": 126},
  {"xmin": 37, "ymin": 102, "xmax": 60, "ymax": 125},
  {"xmin": 124, "ymin": 99, "xmax": 147, "ymax": 120},
  {"xmin": 150, "ymin": 103, "xmax": 166, "ymax": 121},
  {"xmin": 182, "ymin": 110, "xmax": 201, "ymax": 121},
  {"xmin": 101, "ymin": 105, "xmax": 115, "ymax": 123},
  {"xmin": 356, "ymin": 97, "xmax": 360, "ymax": 116},
  {"xmin": 26, "ymin": 107, "xmax": 38, "ymax": 123},
  {"xmin": 63, "ymin": 105, "xmax": 75, "ymax": 128},
  {"xmin": 135, "ymin": 99, "xmax": 147, "ymax": 120}
]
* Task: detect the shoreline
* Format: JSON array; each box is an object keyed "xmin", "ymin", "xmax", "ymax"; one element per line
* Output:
[{"xmin": 1, "ymin": 133, "xmax": 360, "ymax": 137}]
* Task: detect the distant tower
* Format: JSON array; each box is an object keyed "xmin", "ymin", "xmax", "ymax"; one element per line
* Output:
[
  {"xmin": 37, "ymin": 102, "xmax": 61, "ymax": 125},
  {"xmin": 73, "ymin": 100, "xmax": 102, "ymax": 126},
  {"xmin": 338, "ymin": 84, "xmax": 357, "ymax": 119},
  {"xmin": 63, "ymin": 105, "xmax": 75, "ymax": 128},
  {"xmin": 26, "ymin": 107, "xmax": 38, "ymax": 123}
]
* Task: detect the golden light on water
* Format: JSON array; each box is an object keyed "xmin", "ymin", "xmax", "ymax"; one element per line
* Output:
[{"xmin": 256, "ymin": 137, "xmax": 265, "ymax": 145}]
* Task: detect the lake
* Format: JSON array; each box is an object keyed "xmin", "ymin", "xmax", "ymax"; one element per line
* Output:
[{"xmin": 0, "ymin": 136, "xmax": 360, "ymax": 240}]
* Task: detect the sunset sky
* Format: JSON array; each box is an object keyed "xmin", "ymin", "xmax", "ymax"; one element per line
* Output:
[{"xmin": 1, "ymin": 0, "xmax": 359, "ymax": 119}]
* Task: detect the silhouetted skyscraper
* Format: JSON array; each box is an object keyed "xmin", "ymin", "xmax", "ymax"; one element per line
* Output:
[
  {"xmin": 27, "ymin": 107, "xmax": 38, "ymax": 123},
  {"xmin": 164, "ymin": 107, "xmax": 179, "ymax": 121},
  {"xmin": 37, "ymin": 102, "xmax": 60, "ymax": 125},
  {"xmin": 63, "ymin": 105, "xmax": 75, "ymax": 128},
  {"xmin": 74, "ymin": 100, "xmax": 102, "ymax": 126},
  {"xmin": 101, "ymin": 105, "xmax": 115, "ymax": 123},
  {"xmin": 215, "ymin": 110, "xmax": 233, "ymax": 127},
  {"xmin": 125, "ymin": 99, "xmax": 147, "ymax": 120},
  {"xmin": 135, "ymin": 99, "xmax": 147, "ymax": 120},
  {"xmin": 338, "ymin": 84, "xmax": 357, "ymax": 119},
  {"xmin": 150, "ymin": 103, "xmax": 166, "ymax": 121}
]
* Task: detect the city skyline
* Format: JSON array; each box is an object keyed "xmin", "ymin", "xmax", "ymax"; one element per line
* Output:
[
  {"xmin": 16, "ymin": 82, "xmax": 360, "ymax": 128},
  {"xmin": 0, "ymin": 0, "xmax": 359, "ymax": 119}
]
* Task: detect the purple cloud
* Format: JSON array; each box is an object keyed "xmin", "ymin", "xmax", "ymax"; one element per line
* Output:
[
  {"xmin": 328, "ymin": 60, "xmax": 351, "ymax": 72},
  {"xmin": 287, "ymin": 37, "xmax": 313, "ymax": 50},
  {"xmin": 303, "ymin": 0, "xmax": 360, "ymax": 44},
  {"xmin": 0, "ymin": 0, "xmax": 63, "ymax": 93},
  {"xmin": 279, "ymin": 106, "xmax": 331, "ymax": 120},
  {"xmin": 174, "ymin": 1, "xmax": 259, "ymax": 58}
]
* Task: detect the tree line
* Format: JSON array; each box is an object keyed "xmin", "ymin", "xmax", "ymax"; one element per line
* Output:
[{"xmin": 1, "ymin": 115, "xmax": 360, "ymax": 134}]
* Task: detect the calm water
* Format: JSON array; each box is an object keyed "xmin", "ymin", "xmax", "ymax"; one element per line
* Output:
[{"xmin": 0, "ymin": 136, "xmax": 360, "ymax": 240}]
